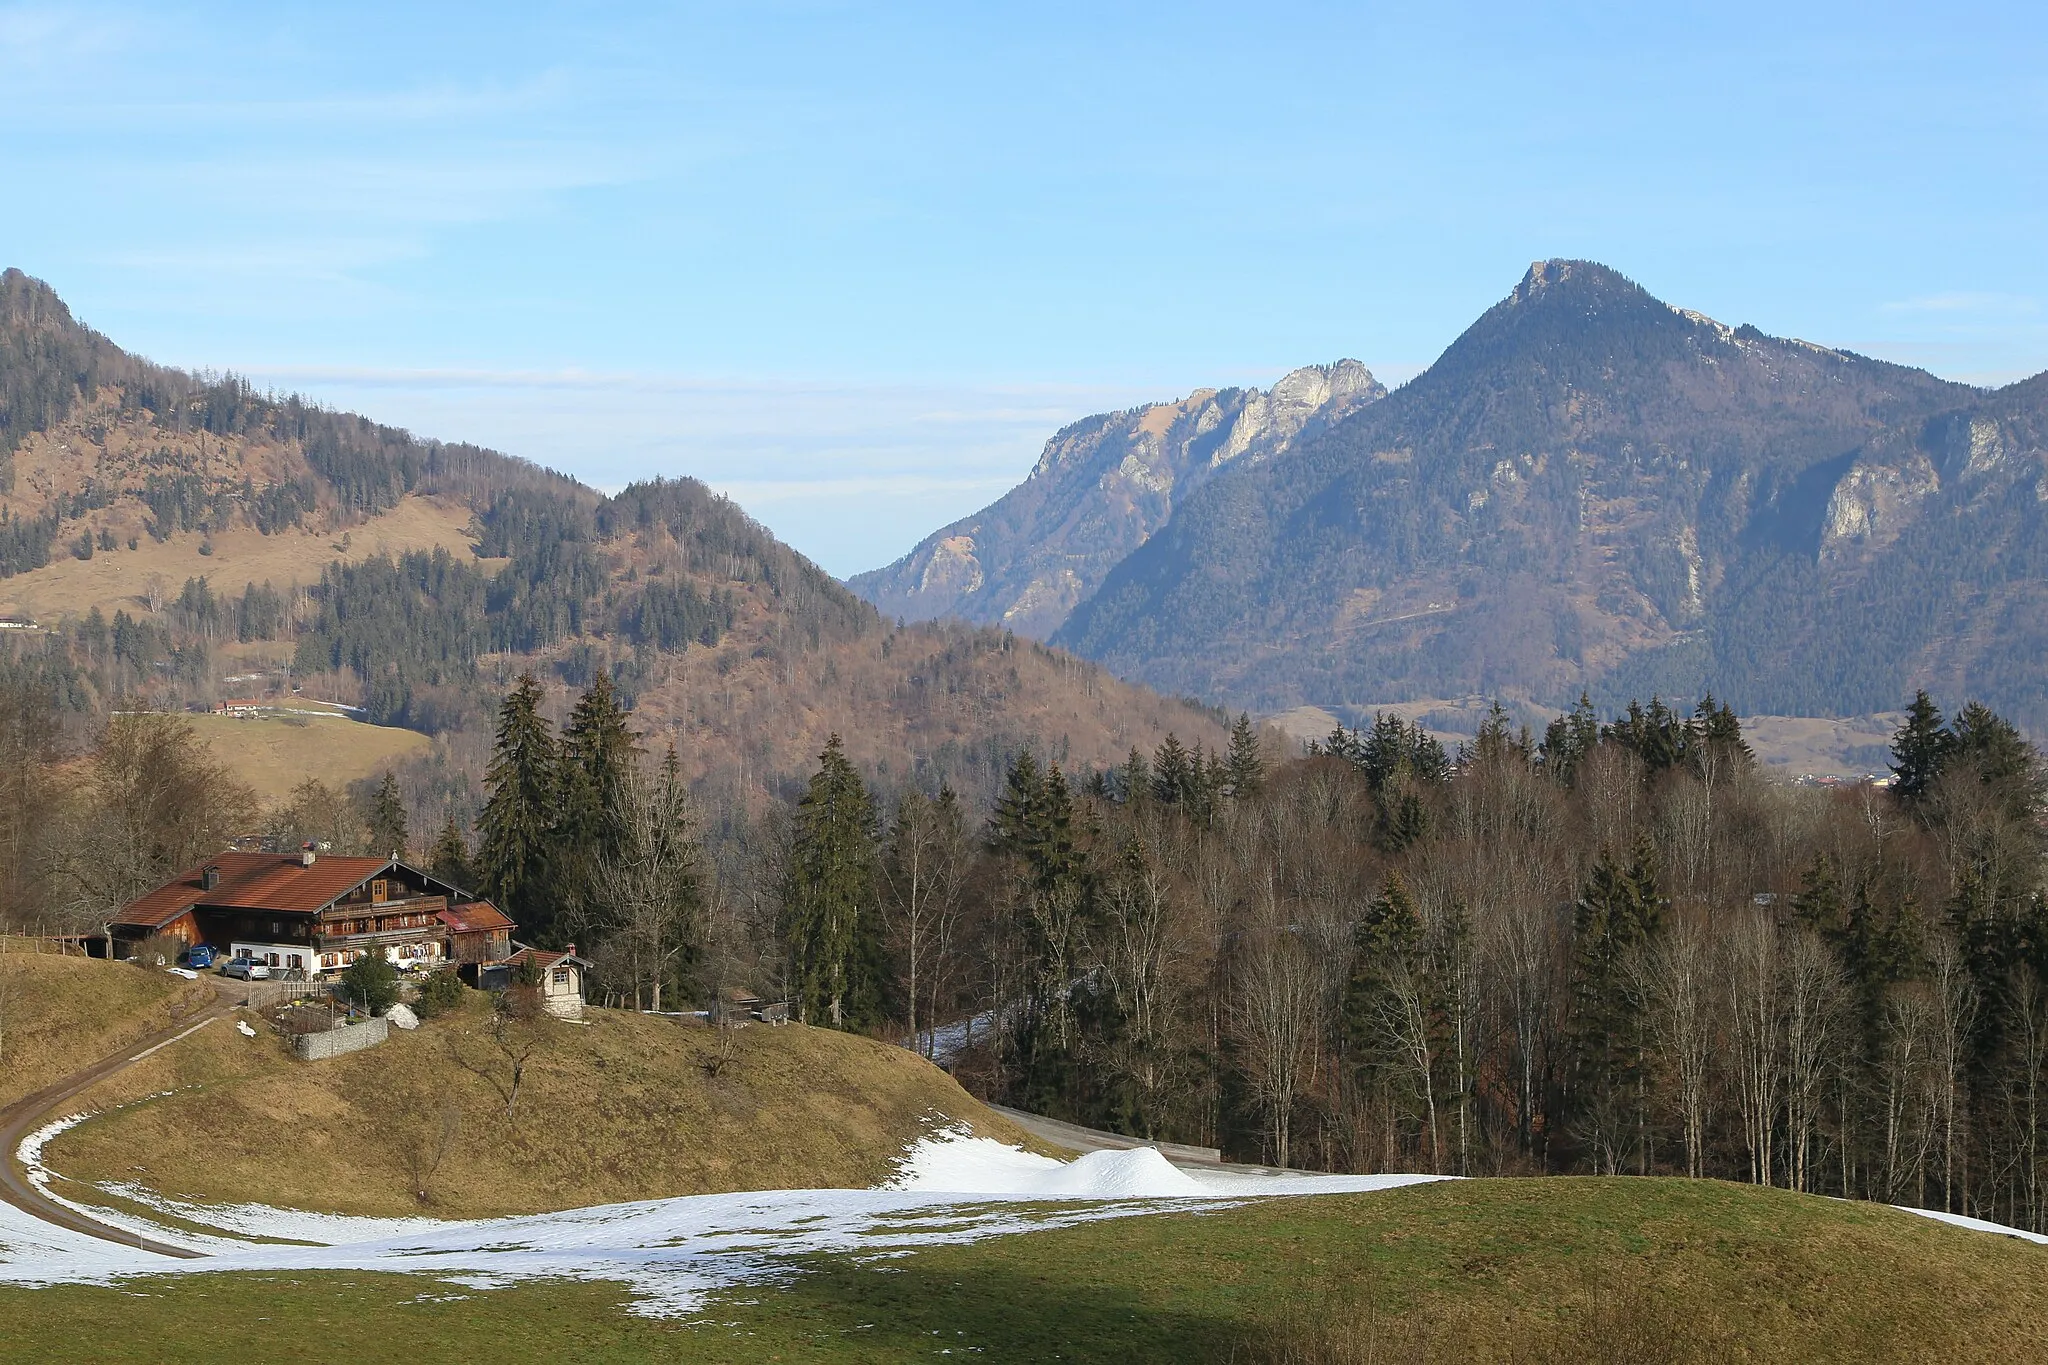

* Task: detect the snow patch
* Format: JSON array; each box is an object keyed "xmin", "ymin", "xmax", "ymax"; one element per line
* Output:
[{"xmin": 1897, "ymin": 1205, "xmax": 2048, "ymax": 1246}]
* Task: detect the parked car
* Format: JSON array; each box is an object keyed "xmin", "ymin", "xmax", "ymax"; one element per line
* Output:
[
  {"xmin": 221, "ymin": 956, "xmax": 270, "ymax": 981},
  {"xmin": 183, "ymin": 945, "xmax": 215, "ymax": 971}
]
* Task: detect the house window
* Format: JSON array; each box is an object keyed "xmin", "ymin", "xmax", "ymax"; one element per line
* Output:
[
  {"xmin": 290, "ymin": 954, "xmax": 303, "ymax": 969},
  {"xmin": 552, "ymin": 967, "xmax": 570, "ymax": 987},
  {"xmin": 371, "ymin": 879, "xmax": 389, "ymax": 903}
]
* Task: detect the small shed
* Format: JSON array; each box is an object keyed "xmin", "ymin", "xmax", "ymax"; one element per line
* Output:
[{"xmin": 502, "ymin": 945, "xmax": 592, "ymax": 1019}]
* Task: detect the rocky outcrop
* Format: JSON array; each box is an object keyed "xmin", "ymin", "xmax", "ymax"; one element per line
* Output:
[{"xmin": 851, "ymin": 361, "xmax": 1383, "ymax": 638}]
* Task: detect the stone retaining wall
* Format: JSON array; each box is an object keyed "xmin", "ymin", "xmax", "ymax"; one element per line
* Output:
[{"xmin": 293, "ymin": 1016, "xmax": 389, "ymax": 1061}]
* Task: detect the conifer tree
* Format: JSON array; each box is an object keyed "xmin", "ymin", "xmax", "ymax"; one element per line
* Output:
[
  {"xmin": 427, "ymin": 809, "xmax": 473, "ymax": 890},
  {"xmin": 990, "ymin": 750, "xmax": 1044, "ymax": 850},
  {"xmin": 780, "ymin": 735, "xmax": 883, "ymax": 1030},
  {"xmin": 1541, "ymin": 693, "xmax": 1601, "ymax": 785},
  {"xmin": 1947, "ymin": 701, "xmax": 2043, "ymax": 823},
  {"xmin": 1151, "ymin": 733, "xmax": 1193, "ymax": 805},
  {"xmin": 477, "ymin": 673, "xmax": 561, "ymax": 940},
  {"xmin": 1118, "ymin": 747, "xmax": 1151, "ymax": 807},
  {"xmin": 1890, "ymin": 690, "xmax": 1950, "ymax": 803},
  {"xmin": 1226, "ymin": 713, "xmax": 1264, "ymax": 798},
  {"xmin": 556, "ymin": 672, "xmax": 641, "ymax": 934},
  {"xmin": 367, "ymin": 770, "xmax": 408, "ymax": 859},
  {"xmin": 1569, "ymin": 838, "xmax": 1662, "ymax": 1172}
]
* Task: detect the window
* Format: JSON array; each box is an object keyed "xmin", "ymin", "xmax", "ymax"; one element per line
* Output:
[
  {"xmin": 371, "ymin": 879, "xmax": 389, "ymax": 903},
  {"xmin": 290, "ymin": 955, "xmax": 302, "ymax": 969},
  {"xmin": 552, "ymin": 968, "xmax": 571, "ymax": 987}
]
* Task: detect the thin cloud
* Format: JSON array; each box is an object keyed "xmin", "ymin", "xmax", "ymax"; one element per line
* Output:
[{"xmin": 1881, "ymin": 292, "xmax": 2039, "ymax": 316}]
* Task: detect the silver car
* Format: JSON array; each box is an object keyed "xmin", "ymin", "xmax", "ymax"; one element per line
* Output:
[{"xmin": 221, "ymin": 956, "xmax": 271, "ymax": 980}]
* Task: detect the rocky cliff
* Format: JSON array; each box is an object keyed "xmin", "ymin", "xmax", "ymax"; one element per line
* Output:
[{"xmin": 849, "ymin": 360, "xmax": 1384, "ymax": 638}]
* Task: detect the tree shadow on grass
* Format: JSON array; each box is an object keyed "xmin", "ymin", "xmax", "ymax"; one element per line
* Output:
[{"xmin": 711, "ymin": 1255, "xmax": 1245, "ymax": 1364}]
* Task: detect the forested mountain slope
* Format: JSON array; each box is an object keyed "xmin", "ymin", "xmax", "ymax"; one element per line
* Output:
[
  {"xmin": 850, "ymin": 361, "xmax": 1383, "ymax": 637},
  {"xmin": 0, "ymin": 268, "xmax": 1225, "ymax": 812},
  {"xmin": 1053, "ymin": 260, "xmax": 2048, "ymax": 731}
]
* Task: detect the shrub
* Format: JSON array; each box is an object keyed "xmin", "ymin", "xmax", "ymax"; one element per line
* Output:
[
  {"xmin": 339, "ymin": 950, "xmax": 400, "ymax": 1014},
  {"xmin": 416, "ymin": 968, "xmax": 465, "ymax": 1018}
]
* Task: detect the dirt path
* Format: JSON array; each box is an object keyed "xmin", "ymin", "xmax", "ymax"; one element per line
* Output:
[{"xmin": 0, "ymin": 983, "xmax": 241, "ymax": 1259}]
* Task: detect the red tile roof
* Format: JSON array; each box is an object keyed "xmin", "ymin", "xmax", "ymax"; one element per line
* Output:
[
  {"xmin": 440, "ymin": 900, "xmax": 515, "ymax": 934},
  {"xmin": 506, "ymin": 946, "xmax": 589, "ymax": 969},
  {"xmin": 111, "ymin": 852, "xmax": 395, "ymax": 930}
]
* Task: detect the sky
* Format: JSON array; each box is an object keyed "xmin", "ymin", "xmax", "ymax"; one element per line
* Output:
[{"xmin": 3, "ymin": 1, "xmax": 2046, "ymax": 576}]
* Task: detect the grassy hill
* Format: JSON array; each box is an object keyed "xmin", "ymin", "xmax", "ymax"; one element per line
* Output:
[
  {"xmin": 0, "ymin": 1178, "xmax": 2044, "ymax": 1362},
  {"xmin": 0, "ymin": 946, "xmax": 212, "ymax": 1110},
  {"xmin": 179, "ymin": 713, "xmax": 432, "ymax": 804},
  {"xmin": 44, "ymin": 988, "xmax": 1041, "ymax": 1220},
  {"xmin": 0, "ymin": 494, "xmax": 481, "ymax": 623}
]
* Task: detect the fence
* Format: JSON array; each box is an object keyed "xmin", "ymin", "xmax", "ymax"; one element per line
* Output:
[{"xmin": 292, "ymin": 1016, "xmax": 389, "ymax": 1061}]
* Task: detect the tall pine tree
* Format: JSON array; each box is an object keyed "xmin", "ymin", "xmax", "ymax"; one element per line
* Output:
[
  {"xmin": 1890, "ymin": 690, "xmax": 1950, "ymax": 803},
  {"xmin": 1226, "ymin": 713, "xmax": 1264, "ymax": 798},
  {"xmin": 780, "ymin": 735, "xmax": 883, "ymax": 1030},
  {"xmin": 367, "ymin": 771, "xmax": 408, "ymax": 859},
  {"xmin": 476, "ymin": 674, "xmax": 561, "ymax": 941},
  {"xmin": 427, "ymin": 809, "xmax": 473, "ymax": 890},
  {"xmin": 556, "ymin": 672, "xmax": 641, "ymax": 936},
  {"xmin": 1569, "ymin": 838, "xmax": 1662, "ymax": 1173}
]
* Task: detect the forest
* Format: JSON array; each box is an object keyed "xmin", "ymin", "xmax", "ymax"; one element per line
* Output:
[{"xmin": 7, "ymin": 660, "xmax": 2043, "ymax": 1232}]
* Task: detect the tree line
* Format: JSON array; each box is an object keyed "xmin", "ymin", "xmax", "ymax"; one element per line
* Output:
[{"xmin": 6, "ymin": 657, "xmax": 2047, "ymax": 1228}]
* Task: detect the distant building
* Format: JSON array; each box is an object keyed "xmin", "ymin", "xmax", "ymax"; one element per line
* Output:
[
  {"xmin": 497, "ymin": 945, "xmax": 591, "ymax": 1019},
  {"xmin": 106, "ymin": 849, "xmax": 516, "ymax": 978}
]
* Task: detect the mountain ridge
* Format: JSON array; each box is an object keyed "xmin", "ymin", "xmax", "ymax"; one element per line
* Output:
[
  {"xmin": 850, "ymin": 359, "xmax": 1384, "ymax": 636},
  {"xmin": 1023, "ymin": 259, "xmax": 2048, "ymax": 729},
  {"xmin": 0, "ymin": 268, "xmax": 1228, "ymax": 817}
]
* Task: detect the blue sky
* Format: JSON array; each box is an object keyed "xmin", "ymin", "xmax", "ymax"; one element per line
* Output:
[{"xmin": 4, "ymin": 1, "xmax": 2046, "ymax": 575}]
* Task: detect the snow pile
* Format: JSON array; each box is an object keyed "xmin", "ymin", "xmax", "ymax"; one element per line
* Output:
[{"xmin": 890, "ymin": 1130, "xmax": 1208, "ymax": 1198}]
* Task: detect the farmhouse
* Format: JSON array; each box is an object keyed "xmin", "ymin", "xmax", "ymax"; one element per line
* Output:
[{"xmin": 107, "ymin": 848, "xmax": 516, "ymax": 978}]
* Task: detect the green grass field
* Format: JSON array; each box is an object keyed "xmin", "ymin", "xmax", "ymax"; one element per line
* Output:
[{"xmin": 3, "ymin": 1178, "xmax": 2043, "ymax": 1364}]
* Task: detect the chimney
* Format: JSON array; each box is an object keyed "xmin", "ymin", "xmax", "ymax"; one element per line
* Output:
[
  {"xmin": 301, "ymin": 842, "xmax": 317, "ymax": 867},
  {"xmin": 202, "ymin": 865, "xmax": 220, "ymax": 891},
  {"xmin": 566, "ymin": 942, "xmax": 576, "ymax": 957}
]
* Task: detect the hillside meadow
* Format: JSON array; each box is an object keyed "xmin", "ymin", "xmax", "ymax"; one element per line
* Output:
[
  {"xmin": 46, "ymin": 986, "xmax": 1042, "ymax": 1220},
  {"xmin": 0, "ymin": 1178, "xmax": 2044, "ymax": 1363}
]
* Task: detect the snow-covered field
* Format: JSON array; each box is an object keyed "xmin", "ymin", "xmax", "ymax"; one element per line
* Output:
[
  {"xmin": 0, "ymin": 1124, "xmax": 1442, "ymax": 1316},
  {"xmin": 10, "ymin": 1118, "xmax": 2044, "ymax": 1318}
]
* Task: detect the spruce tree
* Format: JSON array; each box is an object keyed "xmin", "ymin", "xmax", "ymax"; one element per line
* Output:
[
  {"xmin": 1947, "ymin": 701, "xmax": 2043, "ymax": 822},
  {"xmin": 1890, "ymin": 690, "xmax": 1950, "ymax": 803},
  {"xmin": 1226, "ymin": 713, "xmax": 1264, "ymax": 798},
  {"xmin": 1541, "ymin": 693, "xmax": 1601, "ymax": 786},
  {"xmin": 780, "ymin": 735, "xmax": 883, "ymax": 1030},
  {"xmin": 1568, "ymin": 839, "xmax": 1662, "ymax": 1172},
  {"xmin": 427, "ymin": 809, "xmax": 473, "ymax": 890},
  {"xmin": 367, "ymin": 770, "xmax": 408, "ymax": 859},
  {"xmin": 476, "ymin": 673, "xmax": 561, "ymax": 940},
  {"xmin": 1118, "ymin": 747, "xmax": 1151, "ymax": 807},
  {"xmin": 556, "ymin": 672, "xmax": 641, "ymax": 934},
  {"xmin": 1151, "ymin": 733, "xmax": 1193, "ymax": 806},
  {"xmin": 990, "ymin": 750, "xmax": 1044, "ymax": 850}
]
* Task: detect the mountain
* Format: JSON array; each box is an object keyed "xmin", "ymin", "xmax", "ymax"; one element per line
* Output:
[
  {"xmin": 1044, "ymin": 260, "xmax": 2048, "ymax": 731},
  {"xmin": 849, "ymin": 361, "xmax": 1383, "ymax": 637},
  {"xmin": 0, "ymin": 269, "xmax": 1227, "ymax": 812}
]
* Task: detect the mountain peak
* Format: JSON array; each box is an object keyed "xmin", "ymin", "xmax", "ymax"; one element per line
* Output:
[{"xmin": 1508, "ymin": 258, "xmax": 1649, "ymax": 308}]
